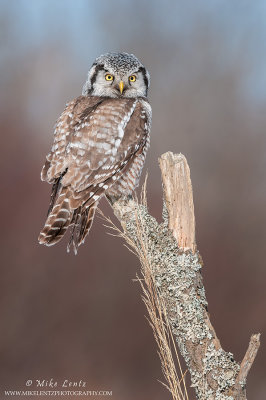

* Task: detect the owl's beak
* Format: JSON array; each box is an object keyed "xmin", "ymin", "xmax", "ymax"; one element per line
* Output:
[{"xmin": 119, "ymin": 81, "xmax": 124, "ymax": 94}]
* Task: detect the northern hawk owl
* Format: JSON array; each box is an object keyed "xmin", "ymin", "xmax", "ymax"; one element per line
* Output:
[{"xmin": 39, "ymin": 52, "xmax": 151, "ymax": 253}]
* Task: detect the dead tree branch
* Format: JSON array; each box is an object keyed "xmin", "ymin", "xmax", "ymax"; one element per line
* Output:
[{"xmin": 109, "ymin": 151, "xmax": 260, "ymax": 400}]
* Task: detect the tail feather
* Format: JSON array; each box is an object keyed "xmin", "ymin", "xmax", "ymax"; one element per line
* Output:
[
  {"xmin": 67, "ymin": 207, "xmax": 82, "ymax": 254},
  {"xmin": 78, "ymin": 202, "xmax": 98, "ymax": 245},
  {"xmin": 47, "ymin": 176, "xmax": 61, "ymax": 215},
  {"xmin": 67, "ymin": 202, "xmax": 98, "ymax": 254},
  {"xmin": 38, "ymin": 188, "xmax": 73, "ymax": 246}
]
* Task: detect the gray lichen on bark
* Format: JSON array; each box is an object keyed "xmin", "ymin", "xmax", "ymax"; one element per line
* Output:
[{"xmin": 110, "ymin": 152, "xmax": 260, "ymax": 400}]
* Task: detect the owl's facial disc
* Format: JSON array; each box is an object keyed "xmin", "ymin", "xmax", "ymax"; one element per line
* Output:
[
  {"xmin": 87, "ymin": 67, "xmax": 148, "ymax": 98},
  {"xmin": 82, "ymin": 52, "xmax": 150, "ymax": 98}
]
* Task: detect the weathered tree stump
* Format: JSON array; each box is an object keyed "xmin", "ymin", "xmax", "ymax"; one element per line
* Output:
[{"xmin": 110, "ymin": 151, "xmax": 260, "ymax": 400}]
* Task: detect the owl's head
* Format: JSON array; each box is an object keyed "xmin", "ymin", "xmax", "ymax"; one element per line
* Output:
[{"xmin": 82, "ymin": 52, "xmax": 150, "ymax": 98}]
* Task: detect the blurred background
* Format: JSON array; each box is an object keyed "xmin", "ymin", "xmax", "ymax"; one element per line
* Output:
[{"xmin": 0, "ymin": 0, "xmax": 265, "ymax": 399}]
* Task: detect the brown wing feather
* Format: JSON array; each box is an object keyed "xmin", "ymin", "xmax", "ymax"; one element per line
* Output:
[{"xmin": 41, "ymin": 96, "xmax": 103, "ymax": 183}]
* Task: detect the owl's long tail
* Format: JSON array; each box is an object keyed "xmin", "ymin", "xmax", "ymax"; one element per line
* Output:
[
  {"xmin": 38, "ymin": 187, "xmax": 73, "ymax": 247},
  {"xmin": 39, "ymin": 186, "xmax": 98, "ymax": 253}
]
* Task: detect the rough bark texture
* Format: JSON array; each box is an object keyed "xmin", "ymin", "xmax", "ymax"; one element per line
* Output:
[
  {"xmin": 159, "ymin": 153, "xmax": 196, "ymax": 252},
  {"xmin": 110, "ymin": 151, "xmax": 260, "ymax": 400}
]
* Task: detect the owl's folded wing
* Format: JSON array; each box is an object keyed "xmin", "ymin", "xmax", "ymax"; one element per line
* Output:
[
  {"xmin": 60, "ymin": 97, "xmax": 151, "ymax": 210},
  {"xmin": 41, "ymin": 95, "xmax": 103, "ymax": 183}
]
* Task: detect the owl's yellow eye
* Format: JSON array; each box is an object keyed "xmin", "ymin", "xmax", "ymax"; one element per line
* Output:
[
  {"xmin": 129, "ymin": 75, "xmax": 136, "ymax": 82},
  {"xmin": 105, "ymin": 74, "xmax": 114, "ymax": 81}
]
